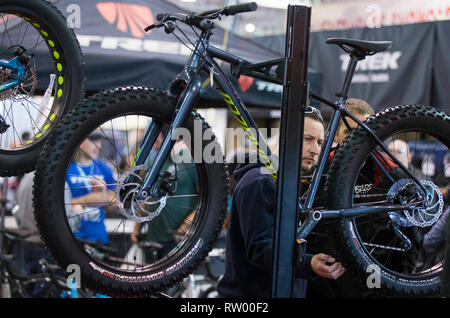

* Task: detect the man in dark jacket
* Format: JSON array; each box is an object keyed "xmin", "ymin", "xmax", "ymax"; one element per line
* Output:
[{"xmin": 217, "ymin": 109, "xmax": 345, "ymax": 298}]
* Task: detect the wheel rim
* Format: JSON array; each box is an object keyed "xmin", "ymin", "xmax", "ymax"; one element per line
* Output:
[
  {"xmin": 62, "ymin": 112, "xmax": 209, "ymax": 276},
  {"xmin": 0, "ymin": 11, "xmax": 68, "ymax": 151}
]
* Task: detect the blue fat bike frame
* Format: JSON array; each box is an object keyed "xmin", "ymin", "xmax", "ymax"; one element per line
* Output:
[
  {"xmin": 129, "ymin": 15, "xmax": 429, "ymax": 244},
  {"xmin": 0, "ymin": 57, "xmax": 26, "ymax": 92}
]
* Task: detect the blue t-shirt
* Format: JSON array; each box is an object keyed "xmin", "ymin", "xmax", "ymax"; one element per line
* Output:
[{"xmin": 66, "ymin": 160, "xmax": 115, "ymax": 244}]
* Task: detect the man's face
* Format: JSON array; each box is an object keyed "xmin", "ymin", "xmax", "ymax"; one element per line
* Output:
[
  {"xmin": 335, "ymin": 113, "xmax": 369, "ymax": 145},
  {"xmin": 302, "ymin": 117, "xmax": 324, "ymax": 171},
  {"xmin": 388, "ymin": 139, "xmax": 411, "ymax": 168},
  {"xmin": 80, "ymin": 138, "xmax": 102, "ymax": 160}
]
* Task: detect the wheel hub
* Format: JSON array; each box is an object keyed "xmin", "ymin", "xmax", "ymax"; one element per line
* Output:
[
  {"xmin": 0, "ymin": 47, "xmax": 37, "ymax": 101},
  {"xmin": 387, "ymin": 179, "xmax": 444, "ymax": 227},
  {"xmin": 115, "ymin": 165, "xmax": 171, "ymax": 223}
]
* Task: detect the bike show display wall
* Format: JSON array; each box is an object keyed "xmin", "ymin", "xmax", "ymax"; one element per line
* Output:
[
  {"xmin": 21, "ymin": 0, "xmax": 319, "ymax": 109},
  {"xmin": 255, "ymin": 20, "xmax": 450, "ymax": 116}
]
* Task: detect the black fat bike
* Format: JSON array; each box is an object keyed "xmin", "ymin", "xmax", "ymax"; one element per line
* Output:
[{"xmin": 32, "ymin": 2, "xmax": 449, "ymax": 297}]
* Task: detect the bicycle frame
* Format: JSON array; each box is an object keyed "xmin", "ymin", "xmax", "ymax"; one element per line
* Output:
[
  {"xmin": 132, "ymin": 23, "xmax": 428, "ymax": 241},
  {"xmin": 0, "ymin": 58, "xmax": 25, "ymax": 92}
]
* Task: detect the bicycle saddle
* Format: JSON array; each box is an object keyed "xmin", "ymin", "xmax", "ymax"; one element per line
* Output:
[{"xmin": 326, "ymin": 37, "xmax": 392, "ymax": 57}]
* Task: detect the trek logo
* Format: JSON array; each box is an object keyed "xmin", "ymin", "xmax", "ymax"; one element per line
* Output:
[
  {"xmin": 238, "ymin": 75, "xmax": 283, "ymax": 94},
  {"xmin": 238, "ymin": 75, "xmax": 254, "ymax": 92},
  {"xmin": 96, "ymin": 2, "xmax": 154, "ymax": 38},
  {"xmin": 340, "ymin": 51, "xmax": 402, "ymax": 84},
  {"xmin": 340, "ymin": 51, "xmax": 402, "ymax": 72}
]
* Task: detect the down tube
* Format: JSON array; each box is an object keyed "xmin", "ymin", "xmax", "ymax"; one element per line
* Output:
[{"xmin": 206, "ymin": 58, "xmax": 278, "ymax": 179}]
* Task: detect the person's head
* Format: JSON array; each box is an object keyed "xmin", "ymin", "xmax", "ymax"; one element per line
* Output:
[
  {"xmin": 269, "ymin": 107, "xmax": 325, "ymax": 172},
  {"xmin": 388, "ymin": 139, "xmax": 412, "ymax": 168},
  {"xmin": 335, "ymin": 98, "xmax": 374, "ymax": 145},
  {"xmin": 302, "ymin": 108, "xmax": 325, "ymax": 172},
  {"xmin": 73, "ymin": 132, "xmax": 103, "ymax": 163},
  {"xmin": 154, "ymin": 132, "xmax": 164, "ymax": 150}
]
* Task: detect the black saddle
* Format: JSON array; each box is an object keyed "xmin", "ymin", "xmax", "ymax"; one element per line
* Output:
[{"xmin": 326, "ymin": 37, "xmax": 392, "ymax": 58}]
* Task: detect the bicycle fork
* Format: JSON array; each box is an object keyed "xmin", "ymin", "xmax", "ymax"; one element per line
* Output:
[{"xmin": 131, "ymin": 77, "xmax": 202, "ymax": 200}]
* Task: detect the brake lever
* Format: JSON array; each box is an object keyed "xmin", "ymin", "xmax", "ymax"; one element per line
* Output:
[
  {"xmin": 144, "ymin": 22, "xmax": 163, "ymax": 32},
  {"xmin": 144, "ymin": 20, "xmax": 176, "ymax": 34},
  {"xmin": 163, "ymin": 21, "xmax": 176, "ymax": 34}
]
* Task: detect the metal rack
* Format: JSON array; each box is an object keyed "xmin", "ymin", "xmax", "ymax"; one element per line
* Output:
[{"xmin": 271, "ymin": 5, "xmax": 311, "ymax": 297}]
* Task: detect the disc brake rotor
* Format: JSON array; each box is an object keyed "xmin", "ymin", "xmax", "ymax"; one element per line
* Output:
[
  {"xmin": 388, "ymin": 179, "xmax": 444, "ymax": 227},
  {"xmin": 115, "ymin": 165, "xmax": 168, "ymax": 223}
]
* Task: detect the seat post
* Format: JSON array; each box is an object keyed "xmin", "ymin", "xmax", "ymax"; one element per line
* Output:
[{"xmin": 337, "ymin": 53, "xmax": 361, "ymax": 100}]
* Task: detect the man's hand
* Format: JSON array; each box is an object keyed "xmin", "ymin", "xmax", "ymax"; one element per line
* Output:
[
  {"xmin": 311, "ymin": 253, "xmax": 345, "ymax": 280},
  {"xmin": 90, "ymin": 178, "xmax": 107, "ymax": 192}
]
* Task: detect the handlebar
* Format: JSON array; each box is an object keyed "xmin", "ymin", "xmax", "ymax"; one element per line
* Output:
[
  {"xmin": 222, "ymin": 2, "xmax": 258, "ymax": 16},
  {"xmin": 145, "ymin": 2, "xmax": 257, "ymax": 32}
]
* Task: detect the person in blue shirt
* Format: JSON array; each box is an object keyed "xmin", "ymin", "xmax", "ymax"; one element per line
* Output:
[{"xmin": 66, "ymin": 132, "xmax": 116, "ymax": 244}]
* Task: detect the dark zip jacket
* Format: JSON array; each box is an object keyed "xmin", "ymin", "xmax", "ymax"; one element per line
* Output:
[{"xmin": 217, "ymin": 158, "xmax": 315, "ymax": 298}]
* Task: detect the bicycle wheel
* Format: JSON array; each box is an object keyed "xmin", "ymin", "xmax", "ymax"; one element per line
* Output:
[
  {"xmin": 0, "ymin": 0, "xmax": 85, "ymax": 176},
  {"xmin": 33, "ymin": 87, "xmax": 228, "ymax": 296},
  {"xmin": 326, "ymin": 105, "xmax": 449, "ymax": 296}
]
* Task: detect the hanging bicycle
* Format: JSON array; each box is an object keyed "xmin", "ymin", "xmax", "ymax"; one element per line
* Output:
[{"xmin": 32, "ymin": 2, "xmax": 449, "ymax": 297}]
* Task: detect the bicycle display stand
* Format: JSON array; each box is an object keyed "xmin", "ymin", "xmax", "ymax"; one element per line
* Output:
[
  {"xmin": 271, "ymin": 5, "xmax": 311, "ymax": 298},
  {"xmin": 0, "ymin": 178, "xmax": 9, "ymax": 297}
]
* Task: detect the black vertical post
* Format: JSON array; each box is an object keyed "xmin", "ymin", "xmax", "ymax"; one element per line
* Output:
[{"xmin": 271, "ymin": 5, "xmax": 311, "ymax": 298}]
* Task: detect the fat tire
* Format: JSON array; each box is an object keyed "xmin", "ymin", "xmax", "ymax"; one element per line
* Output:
[
  {"xmin": 33, "ymin": 86, "xmax": 228, "ymax": 296},
  {"xmin": 325, "ymin": 105, "xmax": 450, "ymax": 296}
]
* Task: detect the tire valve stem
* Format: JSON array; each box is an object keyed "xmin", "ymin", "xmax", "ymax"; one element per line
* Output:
[{"xmin": 36, "ymin": 73, "xmax": 56, "ymax": 131}]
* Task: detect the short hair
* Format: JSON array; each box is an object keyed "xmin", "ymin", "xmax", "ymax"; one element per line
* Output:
[
  {"xmin": 338, "ymin": 98, "xmax": 374, "ymax": 130},
  {"xmin": 344, "ymin": 98, "xmax": 374, "ymax": 117},
  {"xmin": 305, "ymin": 111, "xmax": 324, "ymax": 127},
  {"xmin": 269, "ymin": 110, "xmax": 325, "ymax": 156}
]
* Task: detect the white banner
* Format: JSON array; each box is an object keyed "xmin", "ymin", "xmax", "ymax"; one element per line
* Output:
[{"xmin": 311, "ymin": 0, "xmax": 450, "ymax": 31}]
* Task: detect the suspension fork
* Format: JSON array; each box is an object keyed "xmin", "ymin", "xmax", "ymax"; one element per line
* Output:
[
  {"xmin": 136, "ymin": 77, "xmax": 202, "ymax": 200},
  {"xmin": 122, "ymin": 120, "xmax": 162, "ymax": 186}
]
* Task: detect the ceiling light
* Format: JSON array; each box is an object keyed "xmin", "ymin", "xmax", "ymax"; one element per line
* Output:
[{"xmin": 245, "ymin": 23, "xmax": 256, "ymax": 33}]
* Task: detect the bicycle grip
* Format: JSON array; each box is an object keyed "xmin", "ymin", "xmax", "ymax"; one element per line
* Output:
[
  {"xmin": 223, "ymin": 2, "xmax": 258, "ymax": 16},
  {"xmin": 144, "ymin": 24, "xmax": 156, "ymax": 32}
]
